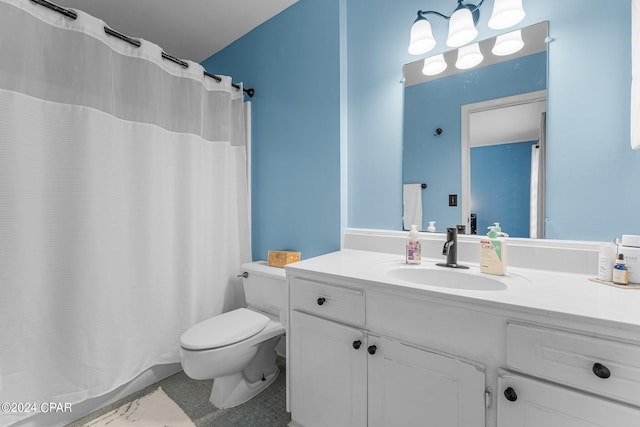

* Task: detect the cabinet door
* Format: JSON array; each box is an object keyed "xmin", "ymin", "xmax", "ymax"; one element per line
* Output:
[
  {"xmin": 289, "ymin": 310, "xmax": 367, "ymax": 427},
  {"xmin": 498, "ymin": 372, "xmax": 640, "ymax": 427},
  {"xmin": 368, "ymin": 335, "xmax": 486, "ymax": 427}
]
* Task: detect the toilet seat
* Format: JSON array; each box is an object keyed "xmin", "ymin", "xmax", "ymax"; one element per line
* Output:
[{"xmin": 180, "ymin": 308, "xmax": 270, "ymax": 351}]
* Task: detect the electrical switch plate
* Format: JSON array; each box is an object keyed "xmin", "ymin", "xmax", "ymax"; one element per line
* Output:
[{"xmin": 449, "ymin": 194, "xmax": 457, "ymax": 206}]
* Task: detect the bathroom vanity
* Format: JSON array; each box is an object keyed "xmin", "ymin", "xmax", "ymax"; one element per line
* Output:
[{"xmin": 285, "ymin": 230, "xmax": 640, "ymax": 427}]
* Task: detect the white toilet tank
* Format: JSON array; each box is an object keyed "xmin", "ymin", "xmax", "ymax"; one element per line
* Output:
[{"xmin": 241, "ymin": 261, "xmax": 286, "ymax": 317}]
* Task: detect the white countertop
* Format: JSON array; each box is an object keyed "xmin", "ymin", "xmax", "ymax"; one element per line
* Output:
[{"xmin": 285, "ymin": 249, "xmax": 640, "ymax": 334}]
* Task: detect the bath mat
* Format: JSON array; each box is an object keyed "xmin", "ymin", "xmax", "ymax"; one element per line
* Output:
[{"xmin": 82, "ymin": 387, "xmax": 195, "ymax": 427}]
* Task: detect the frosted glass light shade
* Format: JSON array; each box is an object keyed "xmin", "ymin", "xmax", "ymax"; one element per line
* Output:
[
  {"xmin": 409, "ymin": 18, "xmax": 436, "ymax": 55},
  {"xmin": 492, "ymin": 29, "xmax": 524, "ymax": 56},
  {"xmin": 422, "ymin": 54, "xmax": 447, "ymax": 76},
  {"xmin": 488, "ymin": 0, "xmax": 525, "ymax": 30},
  {"xmin": 455, "ymin": 43, "xmax": 483, "ymax": 69},
  {"xmin": 447, "ymin": 8, "xmax": 478, "ymax": 47}
]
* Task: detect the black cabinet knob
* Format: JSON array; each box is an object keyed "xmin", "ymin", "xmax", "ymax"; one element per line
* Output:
[
  {"xmin": 352, "ymin": 340, "xmax": 362, "ymax": 350},
  {"xmin": 368, "ymin": 345, "xmax": 377, "ymax": 355},
  {"xmin": 504, "ymin": 387, "xmax": 518, "ymax": 402},
  {"xmin": 592, "ymin": 363, "xmax": 611, "ymax": 379},
  {"xmin": 316, "ymin": 297, "xmax": 326, "ymax": 306}
]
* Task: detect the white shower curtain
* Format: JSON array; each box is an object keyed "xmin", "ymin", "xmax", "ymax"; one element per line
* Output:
[
  {"xmin": 632, "ymin": 0, "xmax": 640, "ymax": 149},
  {"xmin": 0, "ymin": 1, "xmax": 250, "ymax": 424},
  {"xmin": 529, "ymin": 112, "xmax": 546, "ymax": 239}
]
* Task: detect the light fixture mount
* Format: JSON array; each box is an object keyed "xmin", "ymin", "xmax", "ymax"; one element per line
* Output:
[{"xmin": 414, "ymin": 0, "xmax": 483, "ymax": 27}]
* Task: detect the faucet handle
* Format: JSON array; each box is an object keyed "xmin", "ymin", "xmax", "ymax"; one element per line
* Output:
[
  {"xmin": 442, "ymin": 227, "xmax": 456, "ymax": 256},
  {"xmin": 442, "ymin": 241, "xmax": 450, "ymax": 255}
]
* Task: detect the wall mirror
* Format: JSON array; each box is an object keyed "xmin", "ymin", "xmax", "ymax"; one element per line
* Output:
[{"xmin": 403, "ymin": 21, "xmax": 548, "ymax": 238}]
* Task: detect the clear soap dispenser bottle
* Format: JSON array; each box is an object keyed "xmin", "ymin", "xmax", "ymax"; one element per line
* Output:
[{"xmin": 406, "ymin": 224, "xmax": 421, "ymax": 265}]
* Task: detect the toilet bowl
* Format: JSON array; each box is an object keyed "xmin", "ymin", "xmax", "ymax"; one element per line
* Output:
[{"xmin": 179, "ymin": 262, "xmax": 287, "ymax": 409}]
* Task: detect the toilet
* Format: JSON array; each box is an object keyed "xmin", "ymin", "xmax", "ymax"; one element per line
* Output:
[{"xmin": 179, "ymin": 261, "xmax": 287, "ymax": 409}]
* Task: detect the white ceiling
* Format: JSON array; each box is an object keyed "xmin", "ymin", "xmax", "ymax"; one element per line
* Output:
[
  {"xmin": 56, "ymin": 0, "xmax": 299, "ymax": 63},
  {"xmin": 470, "ymin": 100, "xmax": 546, "ymax": 147}
]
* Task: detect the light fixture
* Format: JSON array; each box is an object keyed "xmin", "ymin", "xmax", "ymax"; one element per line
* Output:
[
  {"xmin": 447, "ymin": 7, "xmax": 478, "ymax": 47},
  {"xmin": 488, "ymin": 0, "xmax": 526, "ymax": 30},
  {"xmin": 422, "ymin": 54, "xmax": 448, "ymax": 76},
  {"xmin": 408, "ymin": 0, "xmax": 526, "ymax": 56},
  {"xmin": 408, "ymin": 18, "xmax": 436, "ymax": 55},
  {"xmin": 455, "ymin": 43, "xmax": 484, "ymax": 69},
  {"xmin": 492, "ymin": 29, "xmax": 524, "ymax": 56}
]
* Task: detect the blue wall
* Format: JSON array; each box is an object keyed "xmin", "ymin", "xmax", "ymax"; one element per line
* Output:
[
  {"xmin": 205, "ymin": 0, "xmax": 639, "ymax": 259},
  {"xmin": 403, "ymin": 52, "xmax": 546, "ymax": 232},
  {"xmin": 201, "ymin": 0, "xmax": 342, "ymax": 261},
  {"xmin": 471, "ymin": 141, "xmax": 538, "ymax": 238}
]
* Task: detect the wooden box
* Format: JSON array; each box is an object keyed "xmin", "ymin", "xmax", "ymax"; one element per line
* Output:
[{"xmin": 267, "ymin": 250, "xmax": 301, "ymax": 268}]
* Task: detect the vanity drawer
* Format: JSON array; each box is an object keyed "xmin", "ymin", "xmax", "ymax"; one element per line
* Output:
[
  {"xmin": 506, "ymin": 322, "xmax": 640, "ymax": 406},
  {"xmin": 290, "ymin": 278, "xmax": 365, "ymax": 326}
]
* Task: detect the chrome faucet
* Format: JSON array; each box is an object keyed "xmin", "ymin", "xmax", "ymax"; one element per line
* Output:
[{"xmin": 436, "ymin": 227, "xmax": 469, "ymax": 269}]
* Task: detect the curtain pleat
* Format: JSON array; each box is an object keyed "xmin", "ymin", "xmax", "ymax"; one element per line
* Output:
[
  {"xmin": 0, "ymin": 1, "xmax": 250, "ymax": 424},
  {"xmin": 632, "ymin": 0, "xmax": 640, "ymax": 149},
  {"xmin": 529, "ymin": 144, "xmax": 540, "ymax": 238}
]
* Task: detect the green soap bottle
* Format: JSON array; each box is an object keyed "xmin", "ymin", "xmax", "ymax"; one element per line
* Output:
[{"xmin": 480, "ymin": 223, "xmax": 508, "ymax": 276}]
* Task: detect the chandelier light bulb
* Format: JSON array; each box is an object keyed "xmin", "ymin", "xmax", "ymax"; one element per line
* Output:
[
  {"xmin": 409, "ymin": 18, "xmax": 437, "ymax": 55},
  {"xmin": 488, "ymin": 0, "xmax": 526, "ymax": 30},
  {"xmin": 492, "ymin": 29, "xmax": 524, "ymax": 56},
  {"xmin": 447, "ymin": 7, "xmax": 478, "ymax": 47},
  {"xmin": 455, "ymin": 43, "xmax": 484, "ymax": 70},
  {"xmin": 422, "ymin": 54, "xmax": 448, "ymax": 76}
]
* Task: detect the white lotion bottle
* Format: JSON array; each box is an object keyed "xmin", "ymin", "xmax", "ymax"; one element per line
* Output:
[
  {"xmin": 597, "ymin": 241, "xmax": 616, "ymax": 282},
  {"xmin": 406, "ymin": 224, "xmax": 421, "ymax": 264}
]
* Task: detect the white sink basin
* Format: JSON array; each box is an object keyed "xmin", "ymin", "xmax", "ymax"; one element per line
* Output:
[{"xmin": 385, "ymin": 266, "xmax": 507, "ymax": 291}]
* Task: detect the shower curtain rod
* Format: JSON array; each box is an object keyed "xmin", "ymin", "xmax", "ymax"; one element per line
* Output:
[{"xmin": 30, "ymin": 0, "xmax": 255, "ymax": 98}]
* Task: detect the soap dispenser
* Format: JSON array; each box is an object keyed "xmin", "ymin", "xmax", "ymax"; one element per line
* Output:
[
  {"xmin": 480, "ymin": 223, "xmax": 508, "ymax": 275},
  {"xmin": 406, "ymin": 224, "xmax": 421, "ymax": 265}
]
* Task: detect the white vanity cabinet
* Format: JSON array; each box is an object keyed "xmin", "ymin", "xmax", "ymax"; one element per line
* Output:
[
  {"xmin": 497, "ymin": 371, "xmax": 640, "ymax": 427},
  {"xmin": 285, "ymin": 247, "xmax": 640, "ymax": 427},
  {"xmin": 496, "ymin": 322, "xmax": 640, "ymax": 426},
  {"xmin": 287, "ymin": 239, "xmax": 640, "ymax": 427},
  {"xmin": 289, "ymin": 310, "xmax": 367, "ymax": 427},
  {"xmin": 367, "ymin": 335, "xmax": 485, "ymax": 427},
  {"xmin": 288, "ymin": 276, "xmax": 486, "ymax": 427}
]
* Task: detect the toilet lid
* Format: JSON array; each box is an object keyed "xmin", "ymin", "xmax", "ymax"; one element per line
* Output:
[{"xmin": 180, "ymin": 308, "xmax": 270, "ymax": 350}]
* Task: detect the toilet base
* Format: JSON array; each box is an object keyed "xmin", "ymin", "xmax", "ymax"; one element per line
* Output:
[{"xmin": 210, "ymin": 366, "xmax": 280, "ymax": 409}]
